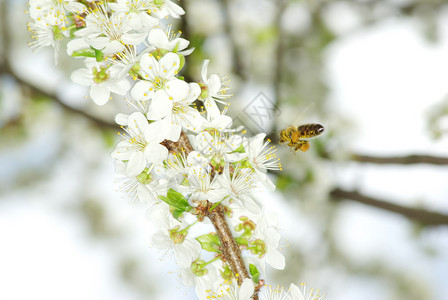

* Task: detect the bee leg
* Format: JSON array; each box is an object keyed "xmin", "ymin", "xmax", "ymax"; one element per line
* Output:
[{"xmin": 295, "ymin": 140, "xmax": 310, "ymax": 152}]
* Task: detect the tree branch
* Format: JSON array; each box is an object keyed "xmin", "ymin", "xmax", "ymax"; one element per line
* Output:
[
  {"xmin": 0, "ymin": 64, "xmax": 118, "ymax": 130},
  {"xmin": 330, "ymin": 188, "xmax": 448, "ymax": 226},
  {"xmin": 349, "ymin": 153, "xmax": 448, "ymax": 165}
]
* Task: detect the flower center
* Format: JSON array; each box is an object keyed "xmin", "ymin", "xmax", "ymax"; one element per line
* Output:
[
  {"xmin": 92, "ymin": 66, "xmax": 109, "ymax": 84},
  {"xmin": 152, "ymin": 76, "xmax": 167, "ymax": 90}
]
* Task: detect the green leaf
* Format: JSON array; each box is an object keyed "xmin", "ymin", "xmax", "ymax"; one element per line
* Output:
[
  {"xmin": 71, "ymin": 48, "xmax": 96, "ymax": 58},
  {"xmin": 172, "ymin": 208, "xmax": 184, "ymax": 221},
  {"xmin": 234, "ymin": 236, "xmax": 248, "ymax": 246},
  {"xmin": 196, "ymin": 234, "xmax": 221, "ymax": 252},
  {"xmin": 159, "ymin": 188, "xmax": 192, "ymax": 212},
  {"xmin": 231, "ymin": 144, "xmax": 245, "ymax": 153},
  {"xmin": 249, "ymin": 263, "xmax": 260, "ymax": 283},
  {"xmin": 94, "ymin": 48, "xmax": 104, "ymax": 62}
]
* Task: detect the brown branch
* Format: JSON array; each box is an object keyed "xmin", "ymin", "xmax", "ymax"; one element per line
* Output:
[
  {"xmin": 160, "ymin": 131, "xmax": 194, "ymax": 155},
  {"xmin": 330, "ymin": 188, "xmax": 448, "ymax": 226},
  {"xmin": 350, "ymin": 153, "xmax": 448, "ymax": 165},
  {"xmin": 206, "ymin": 204, "xmax": 250, "ymax": 282},
  {"xmin": 164, "ymin": 131, "xmax": 257, "ymax": 298}
]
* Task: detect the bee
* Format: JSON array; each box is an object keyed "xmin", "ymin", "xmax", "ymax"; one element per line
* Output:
[{"xmin": 279, "ymin": 123, "xmax": 324, "ymax": 152}]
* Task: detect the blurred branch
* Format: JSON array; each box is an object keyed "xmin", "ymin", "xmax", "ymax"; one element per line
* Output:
[
  {"xmin": 321, "ymin": 152, "xmax": 448, "ymax": 165},
  {"xmin": 0, "ymin": 0, "xmax": 117, "ymax": 131},
  {"xmin": 219, "ymin": 0, "xmax": 246, "ymax": 79},
  {"xmin": 330, "ymin": 188, "xmax": 448, "ymax": 226},
  {"xmin": 349, "ymin": 153, "xmax": 448, "ymax": 165},
  {"xmin": 0, "ymin": 64, "xmax": 118, "ymax": 130},
  {"xmin": 273, "ymin": 0, "xmax": 288, "ymax": 131}
]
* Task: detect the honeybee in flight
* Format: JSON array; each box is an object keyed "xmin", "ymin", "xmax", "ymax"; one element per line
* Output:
[{"xmin": 279, "ymin": 123, "xmax": 324, "ymax": 152}]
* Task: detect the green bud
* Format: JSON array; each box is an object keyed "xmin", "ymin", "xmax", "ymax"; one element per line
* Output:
[
  {"xmin": 190, "ymin": 259, "xmax": 208, "ymax": 277},
  {"xmin": 151, "ymin": 48, "xmax": 168, "ymax": 60},
  {"xmin": 198, "ymin": 82, "xmax": 209, "ymax": 100},
  {"xmin": 221, "ymin": 264, "xmax": 233, "ymax": 281},
  {"xmin": 129, "ymin": 62, "xmax": 141, "ymax": 80},
  {"xmin": 153, "ymin": 0, "xmax": 165, "ymax": 7},
  {"xmin": 249, "ymin": 239, "xmax": 267, "ymax": 258},
  {"xmin": 169, "ymin": 226, "xmax": 188, "ymax": 244}
]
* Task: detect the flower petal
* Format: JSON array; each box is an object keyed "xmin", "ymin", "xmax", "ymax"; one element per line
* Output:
[
  {"xmin": 126, "ymin": 151, "xmax": 146, "ymax": 177},
  {"xmin": 90, "ymin": 84, "xmax": 110, "ymax": 105},
  {"xmin": 144, "ymin": 143, "xmax": 168, "ymax": 165}
]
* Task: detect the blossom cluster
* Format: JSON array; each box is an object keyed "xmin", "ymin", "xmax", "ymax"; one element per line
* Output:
[{"xmin": 27, "ymin": 1, "xmax": 325, "ymax": 299}]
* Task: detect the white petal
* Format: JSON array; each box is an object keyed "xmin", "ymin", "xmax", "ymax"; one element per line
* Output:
[
  {"xmin": 67, "ymin": 38, "xmax": 90, "ymax": 56},
  {"xmin": 139, "ymin": 53, "xmax": 159, "ymax": 79},
  {"xmin": 151, "ymin": 231, "xmax": 173, "ymax": 249},
  {"xmin": 159, "ymin": 52, "xmax": 180, "ymax": 78},
  {"xmin": 131, "ymin": 81, "xmax": 153, "ymax": 101},
  {"xmin": 144, "ymin": 144, "xmax": 168, "ymax": 165},
  {"xmin": 122, "ymin": 32, "xmax": 148, "ymax": 45},
  {"xmin": 239, "ymin": 279, "xmax": 255, "ymax": 300},
  {"xmin": 201, "ymin": 59, "xmax": 210, "ymax": 82},
  {"xmin": 289, "ymin": 284, "xmax": 306, "ymax": 300},
  {"xmin": 90, "ymin": 84, "xmax": 110, "ymax": 106},
  {"xmin": 71, "ymin": 68, "xmax": 91, "ymax": 86},
  {"xmin": 109, "ymin": 78, "xmax": 130, "ymax": 95},
  {"xmin": 128, "ymin": 112, "xmax": 149, "ymax": 134},
  {"xmin": 146, "ymin": 90, "xmax": 172, "ymax": 120},
  {"xmin": 111, "ymin": 141, "xmax": 133, "ymax": 160},
  {"xmin": 126, "ymin": 151, "xmax": 146, "ymax": 177},
  {"xmin": 166, "ymin": 78, "xmax": 189, "ymax": 99},
  {"xmin": 266, "ymin": 249, "xmax": 285, "ymax": 270},
  {"xmin": 145, "ymin": 118, "xmax": 169, "ymax": 143},
  {"xmin": 88, "ymin": 36, "xmax": 109, "ymax": 50},
  {"xmin": 208, "ymin": 74, "xmax": 221, "ymax": 95},
  {"xmin": 147, "ymin": 28, "xmax": 169, "ymax": 48},
  {"xmin": 103, "ymin": 40, "xmax": 125, "ymax": 54}
]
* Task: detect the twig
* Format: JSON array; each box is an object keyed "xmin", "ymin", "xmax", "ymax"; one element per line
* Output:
[
  {"xmin": 330, "ymin": 188, "xmax": 448, "ymax": 226},
  {"xmin": 350, "ymin": 154, "xmax": 448, "ymax": 165}
]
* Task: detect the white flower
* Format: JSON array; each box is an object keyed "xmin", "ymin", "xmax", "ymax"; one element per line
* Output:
[
  {"xmin": 29, "ymin": 0, "xmax": 86, "ymax": 25},
  {"xmin": 179, "ymin": 260, "xmax": 218, "ymax": 300},
  {"xmin": 149, "ymin": 205, "xmax": 201, "ymax": 267},
  {"xmin": 260, "ymin": 283, "xmax": 326, "ymax": 300},
  {"xmin": 166, "ymin": 82, "xmax": 205, "ymax": 141},
  {"xmin": 216, "ymin": 164, "xmax": 261, "ymax": 214},
  {"xmin": 200, "ymin": 59, "xmax": 231, "ymax": 120},
  {"xmin": 186, "ymin": 153, "xmax": 226, "ymax": 205},
  {"xmin": 251, "ymin": 214, "xmax": 285, "ymax": 272},
  {"xmin": 114, "ymin": 160, "xmax": 167, "ymax": 204},
  {"xmin": 209, "ymin": 278, "xmax": 255, "ymax": 300},
  {"xmin": 244, "ymin": 133, "xmax": 281, "ymax": 191},
  {"xmin": 195, "ymin": 130, "xmax": 245, "ymax": 163},
  {"xmin": 75, "ymin": 4, "xmax": 147, "ymax": 54},
  {"xmin": 147, "ymin": 27, "xmax": 194, "ymax": 56},
  {"xmin": 28, "ymin": 20, "xmax": 60, "ymax": 63},
  {"xmin": 131, "ymin": 53, "xmax": 189, "ymax": 119},
  {"xmin": 289, "ymin": 283, "xmax": 326, "ymax": 300},
  {"xmin": 111, "ymin": 112, "xmax": 169, "ymax": 176},
  {"xmin": 71, "ymin": 62, "xmax": 131, "ymax": 105},
  {"xmin": 109, "ymin": 0, "xmax": 159, "ymax": 30},
  {"xmin": 152, "ymin": 0, "xmax": 185, "ymax": 19}
]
